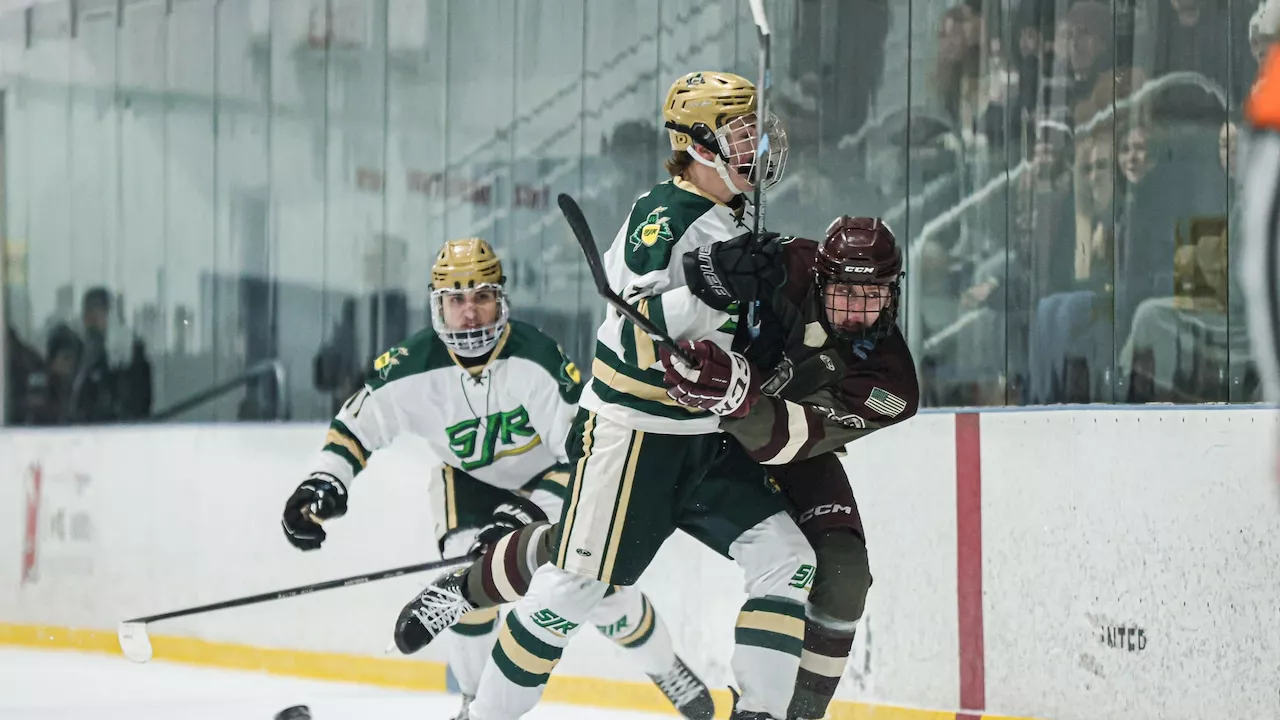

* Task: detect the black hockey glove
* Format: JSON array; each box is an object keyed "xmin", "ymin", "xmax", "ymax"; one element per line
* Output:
[
  {"xmin": 281, "ymin": 473, "xmax": 349, "ymax": 551},
  {"xmin": 469, "ymin": 494, "xmax": 549, "ymax": 556},
  {"xmin": 682, "ymin": 231, "xmax": 787, "ymax": 311}
]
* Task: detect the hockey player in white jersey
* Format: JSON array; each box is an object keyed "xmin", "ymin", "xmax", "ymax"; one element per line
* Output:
[
  {"xmin": 280, "ymin": 238, "xmax": 714, "ymax": 720},
  {"xmin": 394, "ymin": 72, "xmax": 815, "ymax": 720}
]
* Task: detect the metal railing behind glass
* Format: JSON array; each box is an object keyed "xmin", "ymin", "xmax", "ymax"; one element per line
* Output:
[{"xmin": 147, "ymin": 359, "xmax": 288, "ymax": 422}]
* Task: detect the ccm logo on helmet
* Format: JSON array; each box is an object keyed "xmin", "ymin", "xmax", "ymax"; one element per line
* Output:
[
  {"xmin": 844, "ymin": 265, "xmax": 875, "ymax": 273},
  {"xmin": 797, "ymin": 503, "xmax": 854, "ymax": 524}
]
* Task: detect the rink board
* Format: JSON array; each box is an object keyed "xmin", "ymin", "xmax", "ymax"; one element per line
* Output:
[{"xmin": 0, "ymin": 408, "xmax": 1276, "ymax": 719}]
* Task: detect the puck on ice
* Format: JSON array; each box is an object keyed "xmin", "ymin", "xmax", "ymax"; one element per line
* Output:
[{"xmin": 274, "ymin": 705, "xmax": 311, "ymax": 720}]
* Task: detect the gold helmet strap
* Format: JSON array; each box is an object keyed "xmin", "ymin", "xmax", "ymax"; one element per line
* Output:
[
  {"xmin": 665, "ymin": 116, "xmax": 745, "ymax": 198},
  {"xmin": 664, "ymin": 120, "xmax": 726, "ymax": 161}
]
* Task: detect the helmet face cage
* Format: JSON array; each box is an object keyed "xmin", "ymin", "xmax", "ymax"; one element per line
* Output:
[
  {"xmin": 714, "ymin": 112, "xmax": 789, "ymax": 192},
  {"xmin": 430, "ymin": 283, "xmax": 510, "ymax": 357},
  {"xmin": 818, "ymin": 277, "xmax": 901, "ymax": 342}
]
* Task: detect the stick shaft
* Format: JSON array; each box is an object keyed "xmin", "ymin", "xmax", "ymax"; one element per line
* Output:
[
  {"xmin": 125, "ymin": 555, "xmax": 474, "ymax": 625},
  {"xmin": 557, "ymin": 193, "xmax": 699, "ymax": 367}
]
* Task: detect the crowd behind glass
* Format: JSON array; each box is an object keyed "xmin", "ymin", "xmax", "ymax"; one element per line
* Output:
[{"xmin": 0, "ymin": 0, "xmax": 1265, "ymax": 424}]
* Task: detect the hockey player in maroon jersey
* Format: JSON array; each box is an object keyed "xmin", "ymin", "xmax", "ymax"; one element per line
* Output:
[{"xmin": 666, "ymin": 214, "xmax": 919, "ymax": 718}]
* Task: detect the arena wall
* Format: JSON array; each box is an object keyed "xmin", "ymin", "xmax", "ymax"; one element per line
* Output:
[{"xmin": 1, "ymin": 407, "xmax": 1275, "ymax": 719}]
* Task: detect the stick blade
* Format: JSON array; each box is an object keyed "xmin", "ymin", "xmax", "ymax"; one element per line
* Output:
[
  {"xmin": 557, "ymin": 193, "xmax": 609, "ymax": 294},
  {"xmin": 118, "ymin": 621, "xmax": 153, "ymax": 663},
  {"xmin": 747, "ymin": 0, "xmax": 771, "ymax": 36}
]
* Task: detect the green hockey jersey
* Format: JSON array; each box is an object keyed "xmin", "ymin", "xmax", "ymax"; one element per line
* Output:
[
  {"xmin": 579, "ymin": 177, "xmax": 746, "ymax": 434},
  {"xmin": 312, "ymin": 320, "xmax": 582, "ymax": 490}
]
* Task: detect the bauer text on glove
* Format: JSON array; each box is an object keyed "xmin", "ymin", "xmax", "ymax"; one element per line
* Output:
[{"xmin": 682, "ymin": 231, "xmax": 787, "ymax": 310}]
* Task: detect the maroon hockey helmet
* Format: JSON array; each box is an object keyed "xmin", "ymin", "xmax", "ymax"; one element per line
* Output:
[{"xmin": 813, "ymin": 216, "xmax": 903, "ymax": 340}]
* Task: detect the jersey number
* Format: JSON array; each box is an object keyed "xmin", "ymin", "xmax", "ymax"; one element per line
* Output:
[{"xmin": 446, "ymin": 407, "xmax": 537, "ymax": 471}]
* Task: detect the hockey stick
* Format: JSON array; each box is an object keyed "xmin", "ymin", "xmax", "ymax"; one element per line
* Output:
[
  {"xmin": 117, "ymin": 553, "xmax": 476, "ymax": 663},
  {"xmin": 557, "ymin": 193, "xmax": 699, "ymax": 368},
  {"xmin": 745, "ymin": 0, "xmax": 772, "ymax": 332},
  {"xmin": 747, "ymin": 0, "xmax": 772, "ymax": 239}
]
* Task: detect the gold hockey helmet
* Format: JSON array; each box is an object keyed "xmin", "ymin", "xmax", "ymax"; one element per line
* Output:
[
  {"xmin": 661, "ymin": 71, "xmax": 788, "ymax": 193},
  {"xmin": 429, "ymin": 238, "xmax": 509, "ymax": 357},
  {"xmin": 430, "ymin": 237, "xmax": 505, "ymax": 290},
  {"xmin": 662, "ymin": 71, "xmax": 757, "ymax": 152}
]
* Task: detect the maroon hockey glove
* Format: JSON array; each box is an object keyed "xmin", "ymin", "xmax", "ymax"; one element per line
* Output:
[{"xmin": 659, "ymin": 340, "xmax": 761, "ymax": 418}]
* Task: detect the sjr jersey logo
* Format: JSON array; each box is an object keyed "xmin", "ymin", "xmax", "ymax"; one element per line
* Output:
[
  {"xmin": 445, "ymin": 407, "xmax": 539, "ymax": 470},
  {"xmin": 530, "ymin": 609, "xmax": 579, "ymax": 636},
  {"xmin": 789, "ymin": 564, "xmax": 816, "ymax": 591},
  {"xmin": 596, "ymin": 615, "xmax": 629, "ymax": 638}
]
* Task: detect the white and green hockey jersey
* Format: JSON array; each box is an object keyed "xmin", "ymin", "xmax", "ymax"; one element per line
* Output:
[
  {"xmin": 312, "ymin": 320, "xmax": 583, "ymax": 491},
  {"xmin": 580, "ymin": 177, "xmax": 744, "ymax": 435}
]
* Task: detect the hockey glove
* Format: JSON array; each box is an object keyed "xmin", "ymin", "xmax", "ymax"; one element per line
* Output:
[
  {"xmin": 660, "ymin": 340, "xmax": 762, "ymax": 418},
  {"xmin": 682, "ymin": 231, "xmax": 787, "ymax": 311},
  {"xmin": 469, "ymin": 494, "xmax": 549, "ymax": 556},
  {"xmin": 281, "ymin": 473, "xmax": 349, "ymax": 551}
]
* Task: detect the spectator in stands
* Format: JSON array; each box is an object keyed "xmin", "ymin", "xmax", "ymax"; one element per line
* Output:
[
  {"xmin": 1118, "ymin": 119, "xmax": 1155, "ymax": 188},
  {"xmin": 1064, "ymin": 1, "xmax": 1115, "ymax": 125},
  {"xmin": 1025, "ymin": 122, "xmax": 1122, "ymax": 404},
  {"xmin": 1151, "ymin": 0, "xmax": 1254, "ymax": 122},
  {"xmin": 42, "ymin": 324, "xmax": 82, "ymax": 425},
  {"xmin": 1121, "ymin": 216, "xmax": 1248, "ymax": 402},
  {"xmin": 981, "ymin": 0, "xmax": 1060, "ymax": 157},
  {"xmin": 60, "ymin": 287, "xmax": 152, "ymax": 423},
  {"xmin": 5, "ymin": 325, "xmax": 50, "ymax": 425},
  {"xmin": 951, "ymin": 116, "xmax": 1077, "ymax": 405},
  {"xmin": 1074, "ymin": 125, "xmax": 1117, "ymax": 289},
  {"xmin": 935, "ymin": 3, "xmax": 987, "ymax": 146},
  {"xmin": 1114, "ymin": 114, "xmax": 1177, "ymax": 340}
]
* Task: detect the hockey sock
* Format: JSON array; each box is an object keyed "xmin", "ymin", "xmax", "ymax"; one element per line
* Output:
[
  {"xmin": 446, "ymin": 606, "xmax": 501, "ymax": 697},
  {"xmin": 788, "ymin": 622, "xmax": 855, "ymax": 719},
  {"xmin": 463, "ymin": 521, "xmax": 555, "ymax": 609},
  {"xmin": 591, "ymin": 587, "xmax": 674, "ymax": 676},
  {"xmin": 471, "ymin": 565, "xmax": 608, "ymax": 720},
  {"xmin": 732, "ymin": 596, "xmax": 807, "ymax": 716},
  {"xmin": 726, "ymin": 512, "xmax": 815, "ymax": 718}
]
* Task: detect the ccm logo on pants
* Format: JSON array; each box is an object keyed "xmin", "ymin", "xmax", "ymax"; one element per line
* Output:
[{"xmin": 797, "ymin": 504, "xmax": 853, "ymax": 525}]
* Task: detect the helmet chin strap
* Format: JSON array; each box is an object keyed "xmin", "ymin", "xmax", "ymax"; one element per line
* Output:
[{"xmin": 685, "ymin": 146, "xmax": 743, "ymax": 200}]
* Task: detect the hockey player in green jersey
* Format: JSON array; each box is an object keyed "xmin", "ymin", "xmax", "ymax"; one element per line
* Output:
[
  {"xmin": 280, "ymin": 238, "xmax": 714, "ymax": 720},
  {"xmin": 394, "ymin": 72, "xmax": 810, "ymax": 720}
]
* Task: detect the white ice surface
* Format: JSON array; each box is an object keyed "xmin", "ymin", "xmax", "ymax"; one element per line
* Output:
[{"xmin": 0, "ymin": 648, "xmax": 672, "ymax": 719}]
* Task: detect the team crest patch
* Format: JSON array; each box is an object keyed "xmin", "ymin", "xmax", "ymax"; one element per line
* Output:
[
  {"xmin": 559, "ymin": 346, "xmax": 582, "ymax": 393},
  {"xmin": 629, "ymin": 207, "xmax": 673, "ymax": 250},
  {"xmin": 865, "ymin": 387, "xmax": 907, "ymax": 417},
  {"xmin": 373, "ymin": 347, "xmax": 409, "ymax": 379}
]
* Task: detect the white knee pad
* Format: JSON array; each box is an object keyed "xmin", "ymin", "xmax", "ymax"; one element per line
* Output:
[
  {"xmin": 588, "ymin": 586, "xmax": 675, "ymax": 676},
  {"xmin": 729, "ymin": 511, "xmax": 817, "ymax": 603},
  {"xmin": 513, "ymin": 564, "xmax": 611, "ymax": 647}
]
